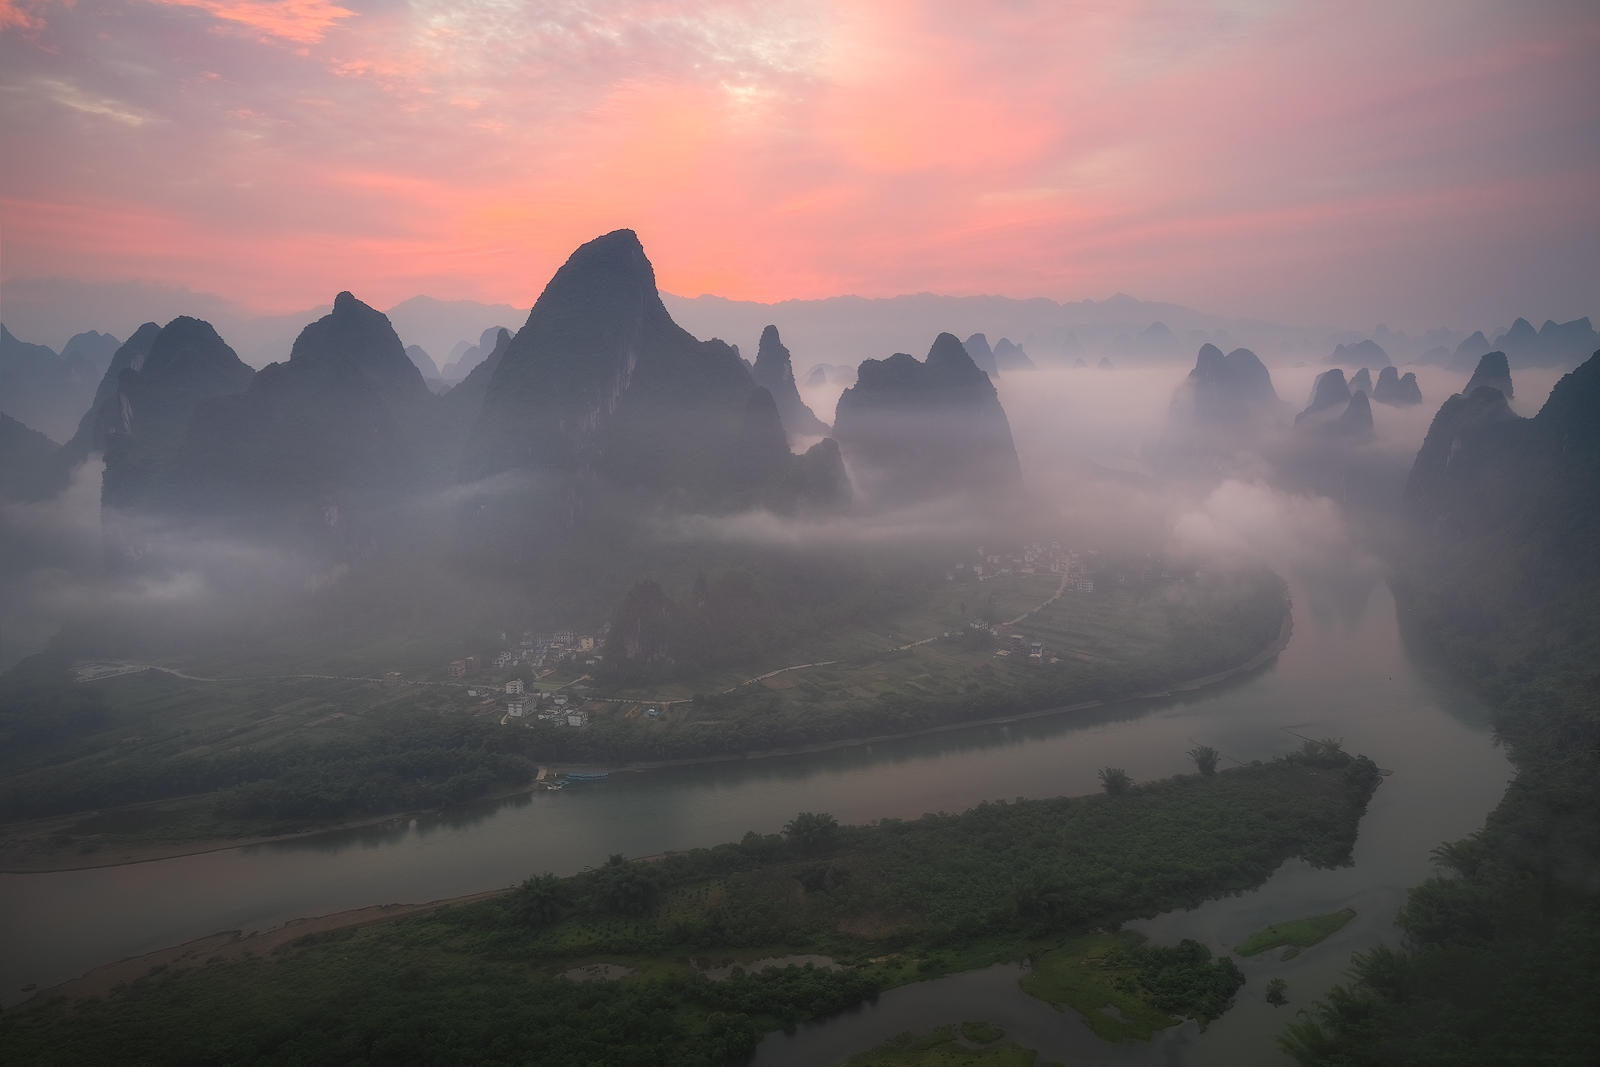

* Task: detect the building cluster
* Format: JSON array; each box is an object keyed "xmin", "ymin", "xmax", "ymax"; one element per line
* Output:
[
  {"xmin": 965, "ymin": 619, "xmax": 1062, "ymax": 666},
  {"xmin": 502, "ymin": 690, "xmax": 591, "ymax": 727},
  {"xmin": 955, "ymin": 541, "xmax": 1072, "ymax": 581},
  {"xmin": 448, "ymin": 624, "xmax": 608, "ymax": 679}
]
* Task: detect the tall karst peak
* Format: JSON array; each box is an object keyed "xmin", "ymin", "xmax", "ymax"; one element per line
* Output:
[
  {"xmin": 61, "ymin": 321, "xmax": 162, "ymax": 465},
  {"xmin": 752, "ymin": 325, "xmax": 829, "ymax": 440},
  {"xmin": 832, "ymin": 332, "xmax": 1021, "ymax": 506},
  {"xmin": 1223, "ymin": 349, "xmax": 1277, "ymax": 403},
  {"xmin": 99, "ymin": 316, "xmax": 255, "ymax": 510},
  {"xmin": 290, "ymin": 292, "xmax": 428, "ymax": 397},
  {"xmin": 465, "ymin": 229, "xmax": 778, "ymax": 527},
  {"xmin": 1172, "ymin": 343, "xmax": 1280, "ymax": 429},
  {"xmin": 1372, "ymin": 365, "xmax": 1423, "ymax": 406},
  {"xmin": 1464, "ymin": 351, "xmax": 1514, "ymax": 400},
  {"xmin": 1332, "ymin": 390, "xmax": 1376, "ymax": 441},
  {"xmin": 1297, "ymin": 368, "xmax": 1352, "ymax": 424}
]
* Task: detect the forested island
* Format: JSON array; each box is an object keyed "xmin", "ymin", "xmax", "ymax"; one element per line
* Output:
[{"xmin": 1, "ymin": 742, "xmax": 1379, "ymax": 1066}]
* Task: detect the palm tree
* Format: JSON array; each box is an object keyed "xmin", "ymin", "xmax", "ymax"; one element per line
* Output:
[
  {"xmin": 513, "ymin": 873, "xmax": 566, "ymax": 928},
  {"xmin": 1189, "ymin": 745, "xmax": 1221, "ymax": 776},
  {"xmin": 1099, "ymin": 767, "xmax": 1132, "ymax": 795}
]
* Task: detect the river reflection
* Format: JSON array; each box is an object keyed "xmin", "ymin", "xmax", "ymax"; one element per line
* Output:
[{"xmin": 1, "ymin": 578, "xmax": 1510, "ymax": 1067}]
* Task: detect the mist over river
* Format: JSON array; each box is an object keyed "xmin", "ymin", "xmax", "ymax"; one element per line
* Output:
[{"xmin": 1, "ymin": 573, "xmax": 1511, "ymax": 1062}]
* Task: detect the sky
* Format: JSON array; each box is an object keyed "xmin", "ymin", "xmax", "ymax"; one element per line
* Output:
[{"xmin": 1, "ymin": 0, "xmax": 1597, "ymax": 330}]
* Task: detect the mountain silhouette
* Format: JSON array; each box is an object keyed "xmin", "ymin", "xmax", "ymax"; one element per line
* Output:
[
  {"xmin": 1327, "ymin": 339, "xmax": 1391, "ymax": 368},
  {"xmin": 166, "ymin": 294, "xmax": 435, "ymax": 518},
  {"xmin": 992, "ymin": 337, "xmax": 1036, "ymax": 372},
  {"xmin": 832, "ymin": 332, "xmax": 1022, "ymax": 506},
  {"xmin": 961, "ymin": 334, "xmax": 1000, "ymax": 377},
  {"xmin": 60, "ymin": 323, "xmax": 163, "ymax": 467},
  {"xmin": 1372, "ymin": 366, "xmax": 1423, "ymax": 406},
  {"xmin": 1463, "ymin": 351, "xmax": 1514, "ymax": 400},
  {"xmin": 1296, "ymin": 369, "xmax": 1353, "ymax": 424},
  {"xmin": 751, "ymin": 325, "xmax": 829, "ymax": 440},
  {"xmin": 97, "ymin": 317, "xmax": 256, "ymax": 516}
]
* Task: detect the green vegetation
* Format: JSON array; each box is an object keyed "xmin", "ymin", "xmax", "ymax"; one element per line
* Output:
[
  {"xmin": 1021, "ymin": 932, "xmax": 1244, "ymax": 1040},
  {"xmin": 1280, "ymin": 355, "xmax": 1600, "ymax": 1064},
  {"xmin": 844, "ymin": 1027, "xmax": 1051, "ymax": 1067},
  {"xmin": 1189, "ymin": 744, "xmax": 1221, "ymax": 776},
  {"xmin": 1234, "ymin": 908, "xmax": 1355, "ymax": 957},
  {"xmin": 1, "ymin": 754, "xmax": 1380, "ymax": 1066},
  {"xmin": 0, "ymin": 564, "xmax": 1286, "ymax": 856},
  {"xmin": 1265, "ymin": 978, "xmax": 1289, "ymax": 1006},
  {"xmin": 1097, "ymin": 767, "xmax": 1132, "ymax": 795},
  {"xmin": 960, "ymin": 1021, "xmax": 1006, "ymax": 1044}
]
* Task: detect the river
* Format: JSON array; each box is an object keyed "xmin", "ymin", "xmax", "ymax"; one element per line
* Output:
[{"xmin": 0, "ymin": 571, "xmax": 1511, "ymax": 1064}]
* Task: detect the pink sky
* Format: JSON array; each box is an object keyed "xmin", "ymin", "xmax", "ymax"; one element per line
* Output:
[{"xmin": 2, "ymin": 0, "xmax": 1596, "ymax": 329}]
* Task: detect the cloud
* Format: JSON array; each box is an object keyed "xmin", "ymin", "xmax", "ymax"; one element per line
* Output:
[
  {"xmin": 148, "ymin": 0, "xmax": 356, "ymax": 44},
  {"xmin": 1, "ymin": 1, "xmax": 1596, "ymax": 329}
]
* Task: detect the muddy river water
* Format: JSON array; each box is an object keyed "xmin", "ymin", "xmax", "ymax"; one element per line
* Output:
[{"xmin": 0, "ymin": 572, "xmax": 1511, "ymax": 1064}]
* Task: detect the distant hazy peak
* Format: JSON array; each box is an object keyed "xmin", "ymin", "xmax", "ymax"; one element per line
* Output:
[{"xmin": 962, "ymin": 333, "xmax": 999, "ymax": 377}]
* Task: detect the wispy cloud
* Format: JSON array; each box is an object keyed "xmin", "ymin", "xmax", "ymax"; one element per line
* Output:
[{"xmin": 147, "ymin": 0, "xmax": 356, "ymax": 44}]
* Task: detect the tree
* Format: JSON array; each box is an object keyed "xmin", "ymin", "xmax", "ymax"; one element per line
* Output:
[
  {"xmin": 595, "ymin": 861, "xmax": 662, "ymax": 914},
  {"xmin": 783, "ymin": 811, "xmax": 839, "ymax": 855},
  {"xmin": 1265, "ymin": 977, "xmax": 1288, "ymax": 1006},
  {"xmin": 1189, "ymin": 745, "xmax": 1221, "ymax": 776},
  {"xmin": 513, "ymin": 873, "xmax": 566, "ymax": 928},
  {"xmin": 1099, "ymin": 767, "xmax": 1132, "ymax": 795}
]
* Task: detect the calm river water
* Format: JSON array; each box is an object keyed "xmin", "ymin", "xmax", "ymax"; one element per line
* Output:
[{"xmin": 0, "ymin": 573, "xmax": 1511, "ymax": 1064}]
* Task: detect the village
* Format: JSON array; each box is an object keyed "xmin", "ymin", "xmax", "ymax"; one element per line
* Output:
[{"xmin": 366, "ymin": 540, "xmax": 1181, "ymax": 742}]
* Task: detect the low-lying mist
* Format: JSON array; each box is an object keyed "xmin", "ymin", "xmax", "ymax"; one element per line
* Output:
[{"xmin": 0, "ymin": 339, "xmax": 1567, "ymax": 673}]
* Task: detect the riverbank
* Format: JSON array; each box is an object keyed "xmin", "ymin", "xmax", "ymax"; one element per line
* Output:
[
  {"xmin": 0, "ymin": 604, "xmax": 1292, "ymax": 874},
  {"xmin": 9, "ymin": 747, "xmax": 1373, "ymax": 1038},
  {"xmin": 11, "ymin": 887, "xmax": 512, "ymax": 1011}
]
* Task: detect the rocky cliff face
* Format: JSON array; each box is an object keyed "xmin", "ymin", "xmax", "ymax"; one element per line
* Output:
[
  {"xmin": 751, "ymin": 325, "xmax": 829, "ymax": 440},
  {"xmin": 832, "ymin": 332, "xmax": 1022, "ymax": 506}
]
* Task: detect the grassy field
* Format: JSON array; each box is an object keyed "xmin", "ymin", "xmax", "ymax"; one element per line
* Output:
[{"xmin": 1233, "ymin": 908, "xmax": 1356, "ymax": 957}]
